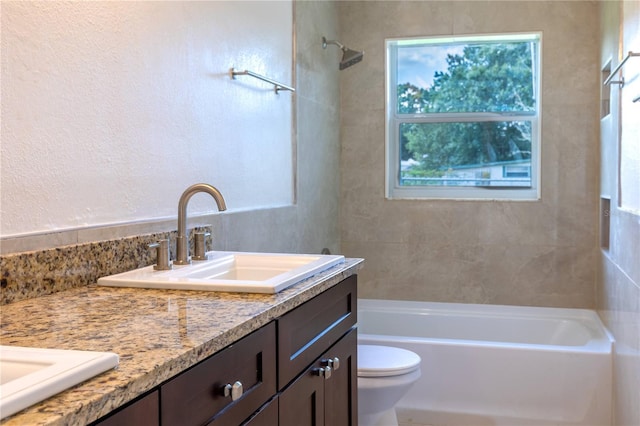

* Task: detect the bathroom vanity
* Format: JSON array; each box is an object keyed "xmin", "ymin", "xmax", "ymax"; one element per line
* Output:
[
  {"xmin": 96, "ymin": 276, "xmax": 356, "ymax": 426},
  {"xmin": 0, "ymin": 259, "xmax": 362, "ymax": 426}
]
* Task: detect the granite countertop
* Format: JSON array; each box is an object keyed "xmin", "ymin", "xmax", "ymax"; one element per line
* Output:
[{"xmin": 0, "ymin": 258, "xmax": 363, "ymax": 426}]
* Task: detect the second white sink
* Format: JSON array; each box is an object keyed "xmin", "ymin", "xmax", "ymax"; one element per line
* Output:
[
  {"xmin": 0, "ymin": 346, "xmax": 119, "ymax": 420},
  {"xmin": 98, "ymin": 251, "xmax": 345, "ymax": 293}
]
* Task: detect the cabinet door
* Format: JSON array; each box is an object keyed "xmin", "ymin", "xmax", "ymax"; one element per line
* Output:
[
  {"xmin": 278, "ymin": 365, "xmax": 325, "ymax": 426},
  {"xmin": 241, "ymin": 396, "xmax": 278, "ymax": 426},
  {"xmin": 278, "ymin": 328, "xmax": 357, "ymax": 426},
  {"xmin": 323, "ymin": 328, "xmax": 357, "ymax": 426}
]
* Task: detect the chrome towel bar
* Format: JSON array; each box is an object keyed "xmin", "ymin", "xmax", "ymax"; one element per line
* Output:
[
  {"xmin": 604, "ymin": 51, "xmax": 640, "ymax": 87},
  {"xmin": 229, "ymin": 68, "xmax": 295, "ymax": 94}
]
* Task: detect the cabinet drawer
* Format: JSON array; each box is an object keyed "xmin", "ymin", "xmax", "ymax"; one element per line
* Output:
[
  {"xmin": 277, "ymin": 275, "xmax": 357, "ymax": 389},
  {"xmin": 161, "ymin": 322, "xmax": 276, "ymax": 426}
]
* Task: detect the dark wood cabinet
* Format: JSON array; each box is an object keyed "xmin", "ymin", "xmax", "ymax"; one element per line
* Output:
[
  {"xmin": 278, "ymin": 329, "xmax": 357, "ymax": 426},
  {"xmin": 277, "ymin": 275, "xmax": 358, "ymax": 426},
  {"xmin": 92, "ymin": 276, "xmax": 357, "ymax": 426}
]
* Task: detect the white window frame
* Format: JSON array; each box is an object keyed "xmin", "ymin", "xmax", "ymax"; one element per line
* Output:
[{"xmin": 385, "ymin": 33, "xmax": 542, "ymax": 201}]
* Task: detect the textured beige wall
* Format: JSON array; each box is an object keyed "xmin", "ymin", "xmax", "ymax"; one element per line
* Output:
[
  {"xmin": 1, "ymin": 1, "xmax": 294, "ymax": 237},
  {"xmin": 597, "ymin": 2, "xmax": 640, "ymax": 425},
  {"xmin": 0, "ymin": 1, "xmax": 341, "ymax": 257},
  {"xmin": 339, "ymin": 1, "xmax": 600, "ymax": 308}
]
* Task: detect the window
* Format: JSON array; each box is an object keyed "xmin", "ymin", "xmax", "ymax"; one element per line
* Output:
[
  {"xmin": 503, "ymin": 165, "xmax": 531, "ymax": 179},
  {"xmin": 385, "ymin": 33, "xmax": 541, "ymax": 200}
]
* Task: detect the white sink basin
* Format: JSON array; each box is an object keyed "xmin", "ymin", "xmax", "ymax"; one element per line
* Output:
[
  {"xmin": 98, "ymin": 251, "xmax": 345, "ymax": 293},
  {"xmin": 0, "ymin": 346, "xmax": 119, "ymax": 419}
]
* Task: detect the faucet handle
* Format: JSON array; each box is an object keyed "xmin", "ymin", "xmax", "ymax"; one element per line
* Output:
[
  {"xmin": 149, "ymin": 239, "xmax": 172, "ymax": 270},
  {"xmin": 192, "ymin": 232, "xmax": 211, "ymax": 261}
]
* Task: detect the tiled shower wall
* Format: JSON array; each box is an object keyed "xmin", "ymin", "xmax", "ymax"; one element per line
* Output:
[
  {"xmin": 597, "ymin": 2, "xmax": 640, "ymax": 425},
  {"xmin": 338, "ymin": 1, "xmax": 600, "ymax": 308}
]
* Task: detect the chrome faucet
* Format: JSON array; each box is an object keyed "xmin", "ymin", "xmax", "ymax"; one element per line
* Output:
[{"xmin": 175, "ymin": 183, "xmax": 227, "ymax": 265}]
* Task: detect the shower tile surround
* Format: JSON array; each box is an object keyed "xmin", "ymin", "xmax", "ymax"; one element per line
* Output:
[
  {"xmin": 597, "ymin": 1, "xmax": 640, "ymax": 425},
  {"xmin": 0, "ymin": 227, "xmax": 213, "ymax": 305},
  {"xmin": 338, "ymin": 1, "xmax": 601, "ymax": 308}
]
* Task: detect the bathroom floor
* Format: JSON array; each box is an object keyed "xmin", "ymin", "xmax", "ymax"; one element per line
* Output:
[
  {"xmin": 397, "ymin": 408, "xmax": 498, "ymax": 426},
  {"xmin": 398, "ymin": 409, "xmax": 433, "ymax": 426}
]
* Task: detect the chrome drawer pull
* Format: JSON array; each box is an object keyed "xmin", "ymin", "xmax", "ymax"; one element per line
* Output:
[
  {"xmin": 223, "ymin": 381, "xmax": 244, "ymax": 401},
  {"xmin": 331, "ymin": 357, "xmax": 340, "ymax": 370},
  {"xmin": 322, "ymin": 357, "xmax": 340, "ymax": 371},
  {"xmin": 314, "ymin": 366, "xmax": 332, "ymax": 380}
]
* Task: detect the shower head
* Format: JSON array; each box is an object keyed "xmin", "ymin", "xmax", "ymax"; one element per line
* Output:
[
  {"xmin": 322, "ymin": 36, "xmax": 364, "ymax": 70},
  {"xmin": 339, "ymin": 47, "xmax": 365, "ymax": 70}
]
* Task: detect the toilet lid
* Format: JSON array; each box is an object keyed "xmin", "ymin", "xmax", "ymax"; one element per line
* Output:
[{"xmin": 358, "ymin": 345, "xmax": 421, "ymax": 377}]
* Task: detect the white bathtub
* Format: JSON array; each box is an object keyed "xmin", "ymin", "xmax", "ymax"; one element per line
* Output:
[{"xmin": 358, "ymin": 299, "xmax": 613, "ymax": 426}]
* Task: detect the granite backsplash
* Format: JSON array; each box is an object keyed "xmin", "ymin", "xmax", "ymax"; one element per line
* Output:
[{"xmin": 0, "ymin": 227, "xmax": 212, "ymax": 305}]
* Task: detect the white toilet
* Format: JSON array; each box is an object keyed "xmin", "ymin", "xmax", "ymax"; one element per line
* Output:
[{"xmin": 357, "ymin": 344, "xmax": 421, "ymax": 426}]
